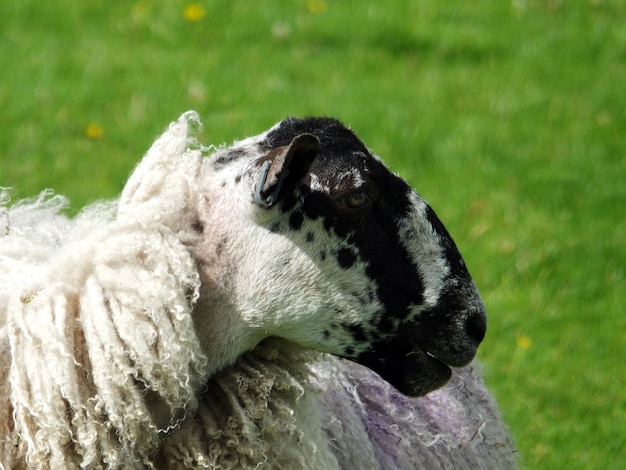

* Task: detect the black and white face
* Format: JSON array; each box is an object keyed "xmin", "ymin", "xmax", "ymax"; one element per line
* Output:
[{"xmin": 204, "ymin": 117, "xmax": 486, "ymax": 397}]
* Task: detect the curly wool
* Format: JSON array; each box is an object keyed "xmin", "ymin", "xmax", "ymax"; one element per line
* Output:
[
  {"xmin": 158, "ymin": 340, "xmax": 515, "ymax": 470},
  {"xmin": 0, "ymin": 114, "xmax": 209, "ymax": 468},
  {"xmin": 159, "ymin": 341, "xmax": 335, "ymax": 469},
  {"xmin": 318, "ymin": 358, "xmax": 515, "ymax": 468}
]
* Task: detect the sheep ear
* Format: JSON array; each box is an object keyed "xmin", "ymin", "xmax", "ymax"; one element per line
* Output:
[{"xmin": 253, "ymin": 133, "xmax": 320, "ymax": 208}]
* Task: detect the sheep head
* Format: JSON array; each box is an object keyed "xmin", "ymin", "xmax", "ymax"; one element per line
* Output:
[{"xmin": 184, "ymin": 115, "xmax": 486, "ymax": 397}]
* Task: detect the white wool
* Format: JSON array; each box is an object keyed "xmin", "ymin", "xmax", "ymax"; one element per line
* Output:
[
  {"xmin": 1, "ymin": 113, "xmax": 208, "ymax": 468},
  {"xmin": 0, "ymin": 112, "xmax": 515, "ymax": 469}
]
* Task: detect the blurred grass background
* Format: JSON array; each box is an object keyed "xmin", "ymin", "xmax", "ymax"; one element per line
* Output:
[{"xmin": 1, "ymin": 0, "xmax": 624, "ymax": 468}]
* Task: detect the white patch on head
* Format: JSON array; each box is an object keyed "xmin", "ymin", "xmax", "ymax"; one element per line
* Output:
[
  {"xmin": 308, "ymin": 166, "xmax": 367, "ymax": 195},
  {"xmin": 398, "ymin": 192, "xmax": 450, "ymax": 317},
  {"xmin": 308, "ymin": 173, "xmax": 330, "ymax": 194},
  {"xmin": 347, "ymin": 167, "xmax": 367, "ymax": 189}
]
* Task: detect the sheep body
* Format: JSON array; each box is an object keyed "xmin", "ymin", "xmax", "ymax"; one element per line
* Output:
[
  {"xmin": 161, "ymin": 341, "xmax": 515, "ymax": 469},
  {"xmin": 0, "ymin": 112, "xmax": 515, "ymax": 468}
]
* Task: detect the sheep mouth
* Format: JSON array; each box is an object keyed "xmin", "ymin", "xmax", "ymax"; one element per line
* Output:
[
  {"xmin": 401, "ymin": 349, "xmax": 454, "ymax": 395},
  {"xmin": 424, "ymin": 350, "xmax": 450, "ymax": 368},
  {"xmin": 356, "ymin": 347, "xmax": 454, "ymax": 397}
]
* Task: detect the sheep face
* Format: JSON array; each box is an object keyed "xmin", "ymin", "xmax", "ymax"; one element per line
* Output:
[{"xmin": 197, "ymin": 117, "xmax": 486, "ymax": 397}]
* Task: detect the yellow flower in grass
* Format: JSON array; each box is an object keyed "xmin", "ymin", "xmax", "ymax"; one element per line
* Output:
[
  {"xmin": 307, "ymin": 0, "xmax": 328, "ymax": 14},
  {"xmin": 516, "ymin": 334, "xmax": 532, "ymax": 350},
  {"xmin": 183, "ymin": 3, "xmax": 206, "ymax": 22},
  {"xmin": 85, "ymin": 123, "xmax": 104, "ymax": 139}
]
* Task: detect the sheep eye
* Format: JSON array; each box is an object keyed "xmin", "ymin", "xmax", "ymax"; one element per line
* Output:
[{"xmin": 344, "ymin": 191, "xmax": 370, "ymax": 210}]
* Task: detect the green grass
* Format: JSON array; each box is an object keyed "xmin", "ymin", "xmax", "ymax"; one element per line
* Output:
[{"xmin": 1, "ymin": 1, "xmax": 624, "ymax": 468}]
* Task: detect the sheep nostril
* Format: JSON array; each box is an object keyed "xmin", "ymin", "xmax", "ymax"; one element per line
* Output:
[{"xmin": 466, "ymin": 313, "xmax": 487, "ymax": 344}]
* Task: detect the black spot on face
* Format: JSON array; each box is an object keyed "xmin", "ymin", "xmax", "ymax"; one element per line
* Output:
[
  {"xmin": 289, "ymin": 210, "xmax": 304, "ymax": 231},
  {"xmin": 323, "ymin": 216, "xmax": 334, "ymax": 233},
  {"xmin": 213, "ymin": 148, "xmax": 248, "ymax": 168},
  {"xmin": 191, "ymin": 219, "xmax": 204, "ymax": 234},
  {"xmin": 279, "ymin": 190, "xmax": 299, "ymax": 212},
  {"xmin": 377, "ymin": 316, "xmax": 394, "ymax": 334},
  {"xmin": 336, "ymin": 248, "xmax": 357, "ymax": 269},
  {"xmin": 215, "ymin": 237, "xmax": 228, "ymax": 256},
  {"xmin": 347, "ymin": 324, "xmax": 368, "ymax": 343},
  {"xmin": 305, "ymin": 231, "xmax": 315, "ymax": 243}
]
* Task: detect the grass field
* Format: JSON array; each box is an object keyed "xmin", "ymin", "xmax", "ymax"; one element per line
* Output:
[{"xmin": 1, "ymin": 1, "xmax": 624, "ymax": 468}]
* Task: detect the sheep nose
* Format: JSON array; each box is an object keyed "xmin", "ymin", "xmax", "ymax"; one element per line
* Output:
[{"xmin": 465, "ymin": 312, "xmax": 487, "ymax": 344}]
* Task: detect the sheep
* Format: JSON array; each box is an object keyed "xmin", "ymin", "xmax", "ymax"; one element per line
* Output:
[{"xmin": 0, "ymin": 111, "xmax": 515, "ymax": 469}]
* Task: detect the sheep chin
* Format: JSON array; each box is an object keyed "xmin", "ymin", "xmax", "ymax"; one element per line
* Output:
[
  {"xmin": 394, "ymin": 352, "xmax": 453, "ymax": 397},
  {"xmin": 356, "ymin": 349, "xmax": 453, "ymax": 397}
]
